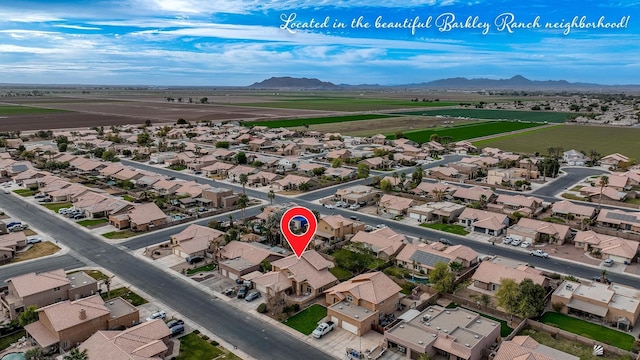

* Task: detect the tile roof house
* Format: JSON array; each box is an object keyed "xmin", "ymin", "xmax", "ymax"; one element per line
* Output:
[
  {"xmin": 597, "ymin": 208, "xmax": 640, "ymax": 232},
  {"xmin": 79, "ymin": 319, "xmax": 172, "ymax": 359},
  {"xmin": 600, "ymin": 153, "xmax": 630, "ymax": 169},
  {"xmin": 334, "ymin": 185, "xmax": 382, "ymax": 205},
  {"xmin": 573, "ymin": 231, "xmax": 639, "ymax": 264},
  {"xmin": 109, "ymin": 203, "xmax": 168, "ymax": 231},
  {"xmin": 351, "ymin": 227, "xmax": 406, "ymax": 259},
  {"xmin": 471, "ymin": 259, "xmax": 548, "ymax": 294},
  {"xmin": 552, "ymin": 280, "xmax": 640, "ymax": 330},
  {"xmin": 253, "ymin": 250, "xmax": 338, "ymax": 305},
  {"xmin": 428, "ymin": 166, "xmax": 460, "ymax": 179},
  {"xmin": 271, "ymin": 174, "xmax": 315, "ymax": 191},
  {"xmin": 396, "ymin": 243, "xmax": 479, "ymax": 275},
  {"xmin": 1, "ymin": 269, "xmax": 98, "ymax": 320},
  {"xmin": 0, "ymin": 231, "xmax": 27, "ymax": 265},
  {"xmin": 507, "ymin": 218, "xmax": 571, "ymax": 245},
  {"xmin": 458, "ymin": 208, "xmax": 509, "ymax": 236},
  {"xmin": 25, "ymin": 295, "xmax": 140, "ymax": 353},
  {"xmin": 452, "ymin": 186, "xmax": 495, "ymax": 204},
  {"xmin": 407, "ymin": 202, "xmax": 466, "ymax": 223},
  {"xmin": 315, "ymin": 215, "xmax": 365, "ymax": 242},
  {"xmin": 219, "ymin": 241, "xmax": 287, "ymax": 280},
  {"xmin": 579, "ymin": 186, "xmax": 627, "ymax": 202},
  {"xmin": 494, "ymin": 336, "xmax": 579, "ymax": 360},
  {"xmin": 551, "ymin": 200, "xmax": 596, "ymax": 220},
  {"xmin": 170, "ymin": 224, "xmax": 225, "ymax": 259},
  {"xmin": 379, "ymin": 194, "xmax": 419, "ymax": 216},
  {"xmin": 492, "ymin": 194, "xmax": 543, "ymax": 217},
  {"xmin": 385, "ymin": 305, "xmax": 501, "ymax": 360},
  {"xmin": 325, "ymin": 272, "xmax": 401, "ymax": 336}
]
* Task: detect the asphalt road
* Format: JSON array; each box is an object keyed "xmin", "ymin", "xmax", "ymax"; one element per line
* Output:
[
  {"xmin": 0, "ymin": 193, "xmax": 334, "ymax": 360},
  {"xmin": 531, "ymin": 167, "xmax": 607, "ymax": 197},
  {"xmin": 0, "ymin": 254, "xmax": 85, "ymax": 284}
]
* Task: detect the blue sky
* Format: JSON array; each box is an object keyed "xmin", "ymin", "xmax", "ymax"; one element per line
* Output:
[{"xmin": 0, "ymin": 0, "xmax": 638, "ymax": 86}]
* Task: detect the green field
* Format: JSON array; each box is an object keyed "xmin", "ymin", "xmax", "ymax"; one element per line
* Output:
[
  {"xmin": 244, "ymin": 114, "xmax": 396, "ymax": 128},
  {"xmin": 391, "ymin": 121, "xmax": 544, "ymax": 144},
  {"xmin": 395, "ymin": 108, "xmax": 572, "ymax": 123},
  {"xmin": 77, "ymin": 218, "xmax": 108, "ymax": 227},
  {"xmin": 473, "ymin": 125, "xmax": 640, "ymax": 160},
  {"xmin": 0, "ymin": 105, "xmax": 68, "ymax": 115},
  {"xmin": 242, "ymin": 98, "xmax": 459, "ymax": 111},
  {"xmin": 283, "ymin": 304, "xmax": 328, "ymax": 335},
  {"xmin": 540, "ymin": 312, "xmax": 635, "ymax": 350}
]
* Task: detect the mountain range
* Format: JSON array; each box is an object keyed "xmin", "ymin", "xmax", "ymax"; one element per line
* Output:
[{"xmin": 249, "ymin": 75, "xmax": 639, "ymax": 91}]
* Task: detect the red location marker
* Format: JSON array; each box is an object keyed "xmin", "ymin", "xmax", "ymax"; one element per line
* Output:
[{"xmin": 280, "ymin": 206, "xmax": 317, "ymax": 259}]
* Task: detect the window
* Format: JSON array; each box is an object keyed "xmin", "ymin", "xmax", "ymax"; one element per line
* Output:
[
  {"xmin": 346, "ymin": 295, "xmax": 353, "ymax": 302},
  {"xmin": 53, "ymin": 287, "xmax": 60, "ymax": 291},
  {"xmin": 306, "ymin": 285, "xmax": 312, "ymax": 294}
]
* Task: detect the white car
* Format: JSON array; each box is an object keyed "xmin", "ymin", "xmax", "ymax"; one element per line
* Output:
[
  {"xmin": 323, "ymin": 204, "xmax": 335, "ymax": 209},
  {"xmin": 603, "ymin": 259, "xmax": 614, "ymax": 267},
  {"xmin": 502, "ymin": 237, "xmax": 512, "ymax": 245},
  {"xmin": 520, "ymin": 241, "xmax": 532, "ymax": 248},
  {"xmin": 349, "ymin": 204, "xmax": 360, "ymax": 210},
  {"xmin": 27, "ymin": 236, "xmax": 43, "ymax": 244},
  {"xmin": 510, "ymin": 239, "xmax": 522, "ymax": 246},
  {"xmin": 146, "ymin": 311, "xmax": 166, "ymax": 321},
  {"xmin": 529, "ymin": 250, "xmax": 549, "ymax": 258}
]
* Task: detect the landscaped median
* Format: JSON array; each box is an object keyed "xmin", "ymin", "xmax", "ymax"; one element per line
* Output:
[
  {"xmin": 102, "ymin": 230, "xmax": 138, "ymax": 239},
  {"xmin": 540, "ymin": 312, "xmax": 635, "ymax": 351},
  {"xmin": 282, "ymin": 304, "xmax": 328, "ymax": 335}
]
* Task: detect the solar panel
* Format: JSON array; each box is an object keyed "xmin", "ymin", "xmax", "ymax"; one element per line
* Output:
[
  {"xmin": 606, "ymin": 211, "xmax": 640, "ymax": 224},
  {"xmin": 409, "ymin": 251, "xmax": 451, "ymax": 267}
]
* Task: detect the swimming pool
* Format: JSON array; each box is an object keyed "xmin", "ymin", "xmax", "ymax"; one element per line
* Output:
[{"xmin": 1, "ymin": 353, "xmax": 25, "ymax": 360}]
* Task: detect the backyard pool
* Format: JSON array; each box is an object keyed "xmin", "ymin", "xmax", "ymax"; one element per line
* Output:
[{"xmin": 1, "ymin": 353, "xmax": 25, "ymax": 360}]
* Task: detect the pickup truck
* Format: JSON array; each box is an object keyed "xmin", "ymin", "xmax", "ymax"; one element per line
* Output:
[
  {"xmin": 529, "ymin": 249, "xmax": 549, "ymax": 258},
  {"xmin": 312, "ymin": 321, "xmax": 335, "ymax": 339}
]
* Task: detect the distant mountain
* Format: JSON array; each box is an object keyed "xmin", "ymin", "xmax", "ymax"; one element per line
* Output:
[
  {"xmin": 249, "ymin": 76, "xmax": 339, "ymax": 89},
  {"xmin": 413, "ymin": 75, "xmax": 586, "ymax": 89}
]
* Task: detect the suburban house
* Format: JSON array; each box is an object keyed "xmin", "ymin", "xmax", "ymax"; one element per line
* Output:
[
  {"xmin": 451, "ymin": 187, "xmax": 495, "ymax": 204},
  {"xmin": 551, "ymin": 200, "xmax": 596, "ymax": 220},
  {"xmin": 247, "ymin": 171, "xmax": 280, "ymax": 187},
  {"xmin": 384, "ymin": 305, "xmax": 501, "ymax": 360},
  {"xmin": 201, "ymin": 162, "xmax": 235, "ymax": 177},
  {"xmin": 271, "ymin": 174, "xmax": 314, "ymax": 191},
  {"xmin": 471, "ymin": 259, "xmax": 548, "ymax": 294},
  {"xmin": 573, "ymin": 231, "xmax": 639, "ymax": 264},
  {"xmin": 411, "ymin": 181, "xmax": 458, "ymax": 198},
  {"xmin": 600, "ymin": 153, "xmax": 630, "ymax": 169},
  {"xmin": 1, "ymin": 269, "xmax": 98, "ymax": 320},
  {"xmin": 334, "ymin": 185, "xmax": 382, "ymax": 205},
  {"xmin": 563, "ymin": 149, "xmax": 586, "ymax": 165},
  {"xmin": 597, "ymin": 209, "xmax": 640, "ymax": 232},
  {"xmin": 458, "ymin": 208, "xmax": 509, "ymax": 236},
  {"xmin": 315, "ymin": 215, "xmax": 365, "ymax": 242},
  {"xmin": 507, "ymin": 218, "xmax": 571, "ymax": 245},
  {"xmin": 407, "ymin": 202, "xmax": 466, "ymax": 223},
  {"xmin": 371, "ymin": 134, "xmax": 387, "ymax": 145},
  {"xmin": 428, "ymin": 166, "xmax": 460, "ymax": 179},
  {"xmin": 24, "ymin": 295, "xmax": 140, "ymax": 353},
  {"xmin": 170, "ymin": 224, "xmax": 225, "ymax": 259},
  {"xmin": 492, "ymin": 194, "xmax": 543, "ymax": 217},
  {"xmin": 324, "ymin": 272, "xmax": 401, "ymax": 336},
  {"xmin": 494, "ymin": 336, "xmax": 579, "ymax": 360},
  {"xmin": 79, "ymin": 319, "xmax": 172, "ymax": 359},
  {"xmin": 201, "ymin": 187, "xmax": 238, "ymax": 210},
  {"xmin": 0, "ymin": 231, "xmax": 27, "ymax": 265},
  {"xmin": 151, "ymin": 179, "xmax": 182, "ymax": 195},
  {"xmin": 351, "ymin": 227, "xmax": 406, "ymax": 259},
  {"xmin": 396, "ymin": 243, "xmax": 478, "ymax": 275},
  {"xmin": 579, "ymin": 186, "xmax": 627, "ymax": 202},
  {"xmin": 218, "ymin": 241, "xmax": 286, "ymax": 280},
  {"xmin": 552, "ymin": 280, "xmax": 640, "ymax": 330},
  {"xmin": 253, "ymin": 250, "xmax": 338, "ymax": 305},
  {"xmin": 379, "ymin": 194, "xmax": 419, "ymax": 216},
  {"xmin": 74, "ymin": 192, "xmax": 132, "ymax": 219},
  {"xmin": 359, "ymin": 157, "xmax": 389, "ymax": 170},
  {"xmin": 108, "ymin": 203, "xmax": 168, "ymax": 231}
]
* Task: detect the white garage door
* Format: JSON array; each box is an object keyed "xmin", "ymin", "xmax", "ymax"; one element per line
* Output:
[
  {"xmin": 331, "ymin": 316, "xmax": 339, "ymax": 324},
  {"xmin": 510, "ymin": 234, "xmax": 523, "ymax": 241},
  {"xmin": 341, "ymin": 321, "xmax": 358, "ymax": 334},
  {"xmin": 256, "ymin": 284, "xmax": 267, "ymax": 293},
  {"xmin": 228, "ymin": 272, "xmax": 238, "ymax": 280},
  {"xmin": 525, "ymin": 236, "xmax": 533, "ymax": 243},
  {"xmin": 409, "ymin": 212, "xmax": 421, "ymax": 220}
]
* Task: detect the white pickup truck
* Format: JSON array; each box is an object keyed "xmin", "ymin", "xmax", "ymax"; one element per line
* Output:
[{"xmin": 312, "ymin": 321, "xmax": 335, "ymax": 338}]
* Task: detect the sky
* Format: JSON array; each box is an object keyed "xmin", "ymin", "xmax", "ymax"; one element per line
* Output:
[{"xmin": 0, "ymin": 0, "xmax": 638, "ymax": 86}]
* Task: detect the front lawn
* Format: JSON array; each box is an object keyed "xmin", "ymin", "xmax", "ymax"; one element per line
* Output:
[
  {"xmin": 10, "ymin": 242, "xmax": 60, "ymax": 263},
  {"xmin": 520, "ymin": 328, "xmax": 628, "ymax": 360},
  {"xmin": 283, "ymin": 304, "xmax": 327, "ymax": 335},
  {"xmin": 103, "ymin": 230, "xmax": 138, "ymax": 239},
  {"xmin": 329, "ymin": 266, "xmax": 353, "ymax": 281},
  {"xmin": 102, "ymin": 287, "xmax": 148, "ymax": 306},
  {"xmin": 420, "ymin": 223, "xmax": 469, "ymax": 235},
  {"xmin": 77, "ymin": 218, "xmax": 108, "ymax": 227},
  {"xmin": 42, "ymin": 202, "xmax": 72, "ymax": 212},
  {"xmin": 176, "ymin": 333, "xmax": 223, "ymax": 360},
  {"xmin": 540, "ymin": 312, "xmax": 635, "ymax": 350},
  {"xmin": 167, "ymin": 164, "xmax": 187, "ymax": 171},
  {"xmin": 187, "ymin": 263, "xmax": 216, "ymax": 275},
  {"xmin": 13, "ymin": 189, "xmax": 36, "ymax": 196}
]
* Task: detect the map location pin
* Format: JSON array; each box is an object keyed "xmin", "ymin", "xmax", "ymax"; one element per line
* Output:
[{"xmin": 280, "ymin": 206, "xmax": 317, "ymax": 259}]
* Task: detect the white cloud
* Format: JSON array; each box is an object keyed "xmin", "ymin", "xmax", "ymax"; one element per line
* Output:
[{"xmin": 53, "ymin": 24, "xmax": 102, "ymax": 30}]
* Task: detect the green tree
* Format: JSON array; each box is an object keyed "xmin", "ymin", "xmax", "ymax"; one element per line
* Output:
[
  {"xmin": 236, "ymin": 151, "xmax": 247, "ymax": 164},
  {"xmin": 357, "ymin": 163, "xmax": 370, "ymax": 180},
  {"xmin": 267, "ymin": 190, "xmax": 275, "ymax": 205},
  {"xmin": 18, "ymin": 305, "xmax": 39, "ymax": 326},
  {"xmin": 260, "ymin": 259, "xmax": 272, "ymax": 272},
  {"xmin": 200, "ymin": 97, "xmax": 208, "ymax": 104},
  {"xmin": 516, "ymin": 278, "xmax": 546, "ymax": 319},
  {"xmin": 239, "ymin": 173, "xmax": 248, "ymax": 194},
  {"xmin": 597, "ymin": 175, "xmax": 609, "ymax": 210},
  {"xmin": 448, "ymin": 261, "xmax": 463, "ymax": 274},
  {"xmin": 331, "ymin": 158, "xmax": 342, "ymax": 168},
  {"xmin": 208, "ymin": 219, "xmax": 221, "ymax": 230},
  {"xmin": 24, "ymin": 348, "xmax": 47, "ymax": 360},
  {"xmin": 429, "ymin": 134, "xmax": 440, "ymax": 143},
  {"xmin": 57, "ymin": 142, "xmax": 68, "ymax": 152},
  {"xmin": 215, "ymin": 141, "xmax": 230, "ymax": 149},
  {"xmin": 411, "ymin": 165, "xmax": 424, "ymax": 185},
  {"xmin": 429, "ymin": 262, "xmax": 455, "ymax": 294},
  {"xmin": 136, "ymin": 132, "xmax": 152, "ymax": 147},
  {"xmin": 380, "ymin": 179, "xmax": 393, "ymax": 193},
  {"xmin": 101, "ymin": 150, "xmax": 118, "ymax": 162},
  {"xmin": 495, "ymin": 278, "xmax": 519, "ymax": 321},
  {"xmin": 63, "ymin": 348, "xmax": 88, "ymax": 360},
  {"xmin": 312, "ymin": 167, "xmax": 326, "ymax": 176},
  {"xmin": 237, "ymin": 194, "xmax": 249, "ymax": 220}
]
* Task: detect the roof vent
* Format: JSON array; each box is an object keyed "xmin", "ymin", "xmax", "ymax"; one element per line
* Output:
[
  {"xmin": 465, "ymin": 343, "xmax": 470, "ymax": 347},
  {"xmin": 432, "ymin": 333, "xmax": 437, "ymax": 337},
  {"xmin": 443, "ymin": 330, "xmax": 448, "ymax": 333},
  {"xmin": 399, "ymin": 325, "xmax": 404, "ymax": 328},
  {"xmin": 476, "ymin": 320, "xmax": 481, "ymax": 323},
  {"xmin": 418, "ymin": 341, "xmax": 423, "ymax": 345},
  {"xmin": 446, "ymin": 311, "xmax": 450, "ymax": 314},
  {"xmin": 466, "ymin": 315, "xmax": 471, "ymax": 319},
  {"xmin": 490, "ymin": 322, "xmax": 496, "ymax": 326},
  {"xmin": 426, "ymin": 323, "xmax": 430, "ymax": 326},
  {"xmin": 474, "ymin": 335, "xmax": 479, "ymax": 339},
  {"xmin": 364, "ymin": 310, "xmax": 369, "ymax": 313},
  {"xmin": 355, "ymin": 315, "xmax": 359, "ymax": 318},
  {"xmin": 436, "ymin": 327, "xmax": 441, "ymax": 330},
  {"xmin": 339, "ymin": 306, "xmax": 343, "ymax": 309}
]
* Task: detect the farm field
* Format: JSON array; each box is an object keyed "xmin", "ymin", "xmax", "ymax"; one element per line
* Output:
[
  {"xmin": 0, "ymin": 105, "xmax": 68, "ymax": 115},
  {"xmin": 473, "ymin": 125, "xmax": 640, "ymax": 160},
  {"xmin": 391, "ymin": 121, "xmax": 545, "ymax": 144},
  {"xmin": 395, "ymin": 108, "xmax": 572, "ymax": 123},
  {"xmin": 241, "ymin": 98, "xmax": 459, "ymax": 111},
  {"xmin": 244, "ymin": 114, "xmax": 395, "ymax": 128}
]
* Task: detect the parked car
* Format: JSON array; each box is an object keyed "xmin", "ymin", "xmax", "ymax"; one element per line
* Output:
[
  {"xmin": 58, "ymin": 207, "xmax": 73, "ymax": 214},
  {"xmin": 592, "ymin": 276, "xmax": 612, "ymax": 284},
  {"xmin": 222, "ymin": 288, "xmax": 235, "ymax": 296},
  {"xmin": 34, "ymin": 193, "xmax": 47, "ymax": 199},
  {"xmin": 166, "ymin": 319, "xmax": 184, "ymax": 328},
  {"xmin": 323, "ymin": 204, "xmax": 335, "ymax": 209},
  {"xmin": 438, "ymin": 238, "xmax": 452, "ymax": 246},
  {"xmin": 510, "ymin": 239, "xmax": 522, "ymax": 246},
  {"xmin": 237, "ymin": 286, "xmax": 248, "ymax": 299},
  {"xmin": 349, "ymin": 204, "xmax": 360, "ymax": 210},
  {"xmin": 73, "ymin": 214, "xmax": 86, "ymax": 220},
  {"xmin": 170, "ymin": 324, "xmax": 185, "ymax": 336},
  {"xmin": 529, "ymin": 250, "xmax": 549, "ymax": 258},
  {"xmin": 27, "ymin": 236, "xmax": 43, "ymax": 244},
  {"xmin": 520, "ymin": 241, "xmax": 532, "ymax": 248},
  {"xmin": 186, "ymin": 255, "xmax": 204, "ymax": 264},
  {"xmin": 37, "ymin": 197, "xmax": 52, "ymax": 203},
  {"xmin": 8, "ymin": 224, "xmax": 28, "ymax": 232},
  {"xmin": 312, "ymin": 321, "xmax": 335, "ymax": 339},
  {"xmin": 502, "ymin": 237, "xmax": 512, "ymax": 245},
  {"xmin": 245, "ymin": 291, "xmax": 261, "ymax": 302},
  {"xmin": 603, "ymin": 259, "xmax": 614, "ymax": 267},
  {"xmin": 146, "ymin": 311, "xmax": 166, "ymax": 321},
  {"xmin": 6, "ymin": 221, "xmax": 21, "ymax": 228}
]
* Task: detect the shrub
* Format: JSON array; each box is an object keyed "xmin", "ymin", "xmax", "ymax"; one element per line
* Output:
[
  {"xmin": 193, "ymin": 329, "xmax": 200, "ymax": 334},
  {"xmin": 551, "ymin": 302, "xmax": 564, "ymax": 312},
  {"xmin": 202, "ymin": 335, "xmax": 209, "ymax": 340},
  {"xmin": 210, "ymin": 340, "xmax": 219, "ymax": 346},
  {"xmin": 257, "ymin": 303, "xmax": 268, "ymax": 313}
]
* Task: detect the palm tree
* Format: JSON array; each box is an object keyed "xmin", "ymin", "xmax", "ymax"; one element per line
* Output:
[
  {"xmin": 267, "ymin": 190, "xmax": 275, "ymax": 205},
  {"xmin": 392, "ymin": 172, "xmax": 399, "ymax": 188},
  {"xmin": 237, "ymin": 194, "xmax": 249, "ymax": 220},
  {"xmin": 239, "ymin": 174, "xmax": 248, "ymax": 194},
  {"xmin": 64, "ymin": 348, "xmax": 88, "ymax": 360},
  {"xmin": 600, "ymin": 268, "xmax": 608, "ymax": 284},
  {"xmin": 597, "ymin": 175, "xmax": 609, "ymax": 210},
  {"xmin": 102, "ymin": 275, "xmax": 115, "ymax": 300},
  {"xmin": 432, "ymin": 188, "xmax": 446, "ymax": 202},
  {"xmin": 227, "ymin": 214, "xmax": 234, "ymax": 228}
]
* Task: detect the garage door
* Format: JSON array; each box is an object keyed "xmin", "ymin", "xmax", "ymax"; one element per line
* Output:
[
  {"xmin": 409, "ymin": 212, "xmax": 421, "ymax": 220},
  {"xmin": 525, "ymin": 236, "xmax": 533, "ymax": 243},
  {"xmin": 228, "ymin": 272, "xmax": 238, "ymax": 280},
  {"xmin": 331, "ymin": 316, "xmax": 339, "ymax": 324},
  {"xmin": 256, "ymin": 284, "xmax": 267, "ymax": 293},
  {"xmin": 510, "ymin": 234, "xmax": 523, "ymax": 241},
  {"xmin": 341, "ymin": 321, "xmax": 358, "ymax": 334}
]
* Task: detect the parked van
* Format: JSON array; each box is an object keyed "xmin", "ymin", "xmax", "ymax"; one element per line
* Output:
[{"xmin": 170, "ymin": 324, "xmax": 184, "ymax": 336}]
